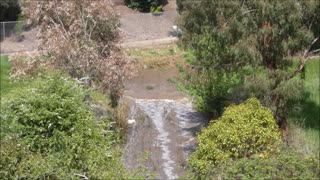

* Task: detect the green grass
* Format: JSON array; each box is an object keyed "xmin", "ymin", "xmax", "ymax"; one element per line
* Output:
[
  {"xmin": 290, "ymin": 59, "xmax": 320, "ymax": 129},
  {"xmin": 0, "ymin": 56, "xmax": 29, "ymax": 97},
  {"xmin": 289, "ymin": 59, "xmax": 319, "ymax": 157},
  {"xmin": 0, "ymin": 56, "xmax": 12, "ymax": 95},
  {"xmin": 126, "ymin": 45, "xmax": 180, "ymax": 57},
  {"xmin": 125, "ymin": 45, "xmax": 185, "ymax": 69},
  {"xmin": 302, "ymin": 59, "xmax": 320, "ymax": 129}
]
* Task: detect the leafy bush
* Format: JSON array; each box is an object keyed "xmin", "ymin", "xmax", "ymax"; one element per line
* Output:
[
  {"xmin": 188, "ymin": 98, "xmax": 281, "ymax": 178},
  {"xmin": 125, "ymin": 0, "xmax": 160, "ymax": 12},
  {"xmin": 150, "ymin": 5, "xmax": 163, "ymax": 13},
  {"xmin": 178, "ymin": 49, "xmax": 242, "ymax": 117},
  {"xmin": 0, "ymin": 74, "xmax": 144, "ymax": 179},
  {"xmin": 206, "ymin": 147, "xmax": 319, "ymax": 179}
]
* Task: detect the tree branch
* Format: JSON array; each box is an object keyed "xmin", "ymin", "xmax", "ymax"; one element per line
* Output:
[
  {"xmin": 241, "ymin": 0, "xmax": 246, "ymax": 9},
  {"xmin": 242, "ymin": 9, "xmax": 257, "ymax": 15},
  {"xmin": 311, "ymin": 48, "xmax": 320, "ymax": 54},
  {"xmin": 74, "ymin": 173, "xmax": 88, "ymax": 180},
  {"xmin": 88, "ymin": 19, "xmax": 97, "ymax": 41},
  {"xmin": 303, "ymin": 36, "xmax": 319, "ymax": 58},
  {"xmin": 289, "ymin": 36, "xmax": 319, "ymax": 79}
]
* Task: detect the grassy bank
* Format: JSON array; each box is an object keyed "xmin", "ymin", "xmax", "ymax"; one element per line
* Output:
[
  {"xmin": 0, "ymin": 56, "xmax": 13, "ymax": 95},
  {"xmin": 289, "ymin": 59, "xmax": 320, "ymax": 156},
  {"xmin": 125, "ymin": 45, "xmax": 185, "ymax": 69},
  {"xmin": 301, "ymin": 59, "xmax": 319, "ymax": 129}
]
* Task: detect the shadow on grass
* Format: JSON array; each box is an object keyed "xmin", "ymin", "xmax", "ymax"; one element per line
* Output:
[
  {"xmin": 290, "ymin": 93, "xmax": 320, "ymax": 131},
  {"xmin": 301, "ymin": 99, "xmax": 320, "ymax": 130}
]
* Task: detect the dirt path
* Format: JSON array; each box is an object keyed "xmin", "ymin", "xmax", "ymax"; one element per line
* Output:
[{"xmin": 123, "ymin": 67, "xmax": 207, "ymax": 179}]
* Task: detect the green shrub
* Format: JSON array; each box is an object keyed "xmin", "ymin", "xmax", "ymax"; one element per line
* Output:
[
  {"xmin": 179, "ymin": 62, "xmax": 241, "ymax": 117},
  {"xmin": 0, "ymin": 74, "xmax": 144, "ymax": 179},
  {"xmin": 207, "ymin": 147, "xmax": 319, "ymax": 179},
  {"xmin": 188, "ymin": 98, "xmax": 281, "ymax": 178},
  {"xmin": 125, "ymin": 0, "xmax": 160, "ymax": 12},
  {"xmin": 150, "ymin": 5, "xmax": 163, "ymax": 13}
]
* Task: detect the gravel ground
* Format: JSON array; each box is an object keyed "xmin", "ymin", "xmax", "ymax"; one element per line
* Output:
[
  {"xmin": 117, "ymin": 0, "xmax": 179, "ymax": 42},
  {"xmin": 120, "ymin": 11, "xmax": 179, "ymax": 42},
  {"xmin": 0, "ymin": 28, "xmax": 38, "ymax": 54}
]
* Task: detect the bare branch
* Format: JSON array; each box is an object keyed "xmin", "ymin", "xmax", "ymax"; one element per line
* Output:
[
  {"xmin": 241, "ymin": 0, "xmax": 246, "ymax": 9},
  {"xmin": 311, "ymin": 49, "xmax": 320, "ymax": 54},
  {"xmin": 89, "ymin": 19, "xmax": 97, "ymax": 41},
  {"xmin": 74, "ymin": 173, "xmax": 88, "ymax": 180},
  {"xmin": 289, "ymin": 37, "xmax": 319, "ymax": 79},
  {"xmin": 53, "ymin": 5, "xmax": 69, "ymax": 37},
  {"xmin": 242, "ymin": 9, "xmax": 257, "ymax": 15},
  {"xmin": 48, "ymin": 17, "xmax": 67, "ymax": 41},
  {"xmin": 303, "ymin": 36, "xmax": 319, "ymax": 58},
  {"xmin": 307, "ymin": 55, "xmax": 320, "ymax": 60}
]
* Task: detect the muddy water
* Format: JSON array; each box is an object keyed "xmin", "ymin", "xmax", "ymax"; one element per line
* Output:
[
  {"xmin": 123, "ymin": 68, "xmax": 207, "ymax": 179},
  {"xmin": 124, "ymin": 68, "xmax": 185, "ymax": 100}
]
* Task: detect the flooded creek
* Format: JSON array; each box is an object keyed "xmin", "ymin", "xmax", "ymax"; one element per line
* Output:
[{"xmin": 123, "ymin": 68, "xmax": 207, "ymax": 179}]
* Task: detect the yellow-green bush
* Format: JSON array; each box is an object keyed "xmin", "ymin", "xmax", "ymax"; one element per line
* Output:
[
  {"xmin": 188, "ymin": 98, "xmax": 281, "ymax": 177},
  {"xmin": 206, "ymin": 146, "xmax": 319, "ymax": 179}
]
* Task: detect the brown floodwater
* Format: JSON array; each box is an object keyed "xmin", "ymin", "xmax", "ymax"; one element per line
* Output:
[{"xmin": 124, "ymin": 67, "xmax": 185, "ymax": 100}]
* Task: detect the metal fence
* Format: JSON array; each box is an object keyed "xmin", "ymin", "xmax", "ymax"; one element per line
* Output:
[{"xmin": 0, "ymin": 21, "xmax": 38, "ymax": 54}]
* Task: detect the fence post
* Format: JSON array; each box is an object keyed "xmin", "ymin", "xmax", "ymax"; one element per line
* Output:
[{"xmin": 2, "ymin": 22, "xmax": 5, "ymax": 41}]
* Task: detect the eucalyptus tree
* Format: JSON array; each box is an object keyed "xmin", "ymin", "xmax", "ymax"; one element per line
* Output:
[{"xmin": 177, "ymin": 0, "xmax": 319, "ymax": 129}]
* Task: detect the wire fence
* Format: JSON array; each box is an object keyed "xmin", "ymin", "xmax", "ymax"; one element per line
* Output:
[{"xmin": 0, "ymin": 21, "xmax": 38, "ymax": 54}]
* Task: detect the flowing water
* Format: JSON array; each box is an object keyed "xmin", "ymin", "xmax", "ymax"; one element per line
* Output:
[{"xmin": 123, "ymin": 68, "xmax": 207, "ymax": 179}]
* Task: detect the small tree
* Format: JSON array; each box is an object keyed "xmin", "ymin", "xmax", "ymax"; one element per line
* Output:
[
  {"xmin": 178, "ymin": 0, "xmax": 320, "ymax": 129},
  {"xmin": 23, "ymin": 0, "xmax": 133, "ymax": 106}
]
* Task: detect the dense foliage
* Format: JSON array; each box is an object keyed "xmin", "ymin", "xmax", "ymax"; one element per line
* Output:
[
  {"xmin": 22, "ymin": 0, "xmax": 133, "ymax": 106},
  {"xmin": 177, "ymin": 0, "xmax": 320, "ymax": 129},
  {"xmin": 0, "ymin": 0, "xmax": 21, "ymax": 22},
  {"xmin": 300, "ymin": 0, "xmax": 320, "ymax": 49},
  {"xmin": 0, "ymin": 74, "xmax": 143, "ymax": 179},
  {"xmin": 205, "ymin": 147, "xmax": 319, "ymax": 179},
  {"xmin": 188, "ymin": 98, "xmax": 281, "ymax": 177},
  {"xmin": 125, "ymin": 0, "xmax": 160, "ymax": 12}
]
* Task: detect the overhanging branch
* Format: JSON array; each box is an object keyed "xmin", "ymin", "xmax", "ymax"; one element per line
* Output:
[{"xmin": 289, "ymin": 36, "xmax": 319, "ymax": 79}]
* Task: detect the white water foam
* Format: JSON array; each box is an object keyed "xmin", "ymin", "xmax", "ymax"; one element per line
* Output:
[
  {"xmin": 125, "ymin": 97, "xmax": 205, "ymax": 179},
  {"xmin": 135, "ymin": 99, "xmax": 177, "ymax": 179}
]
